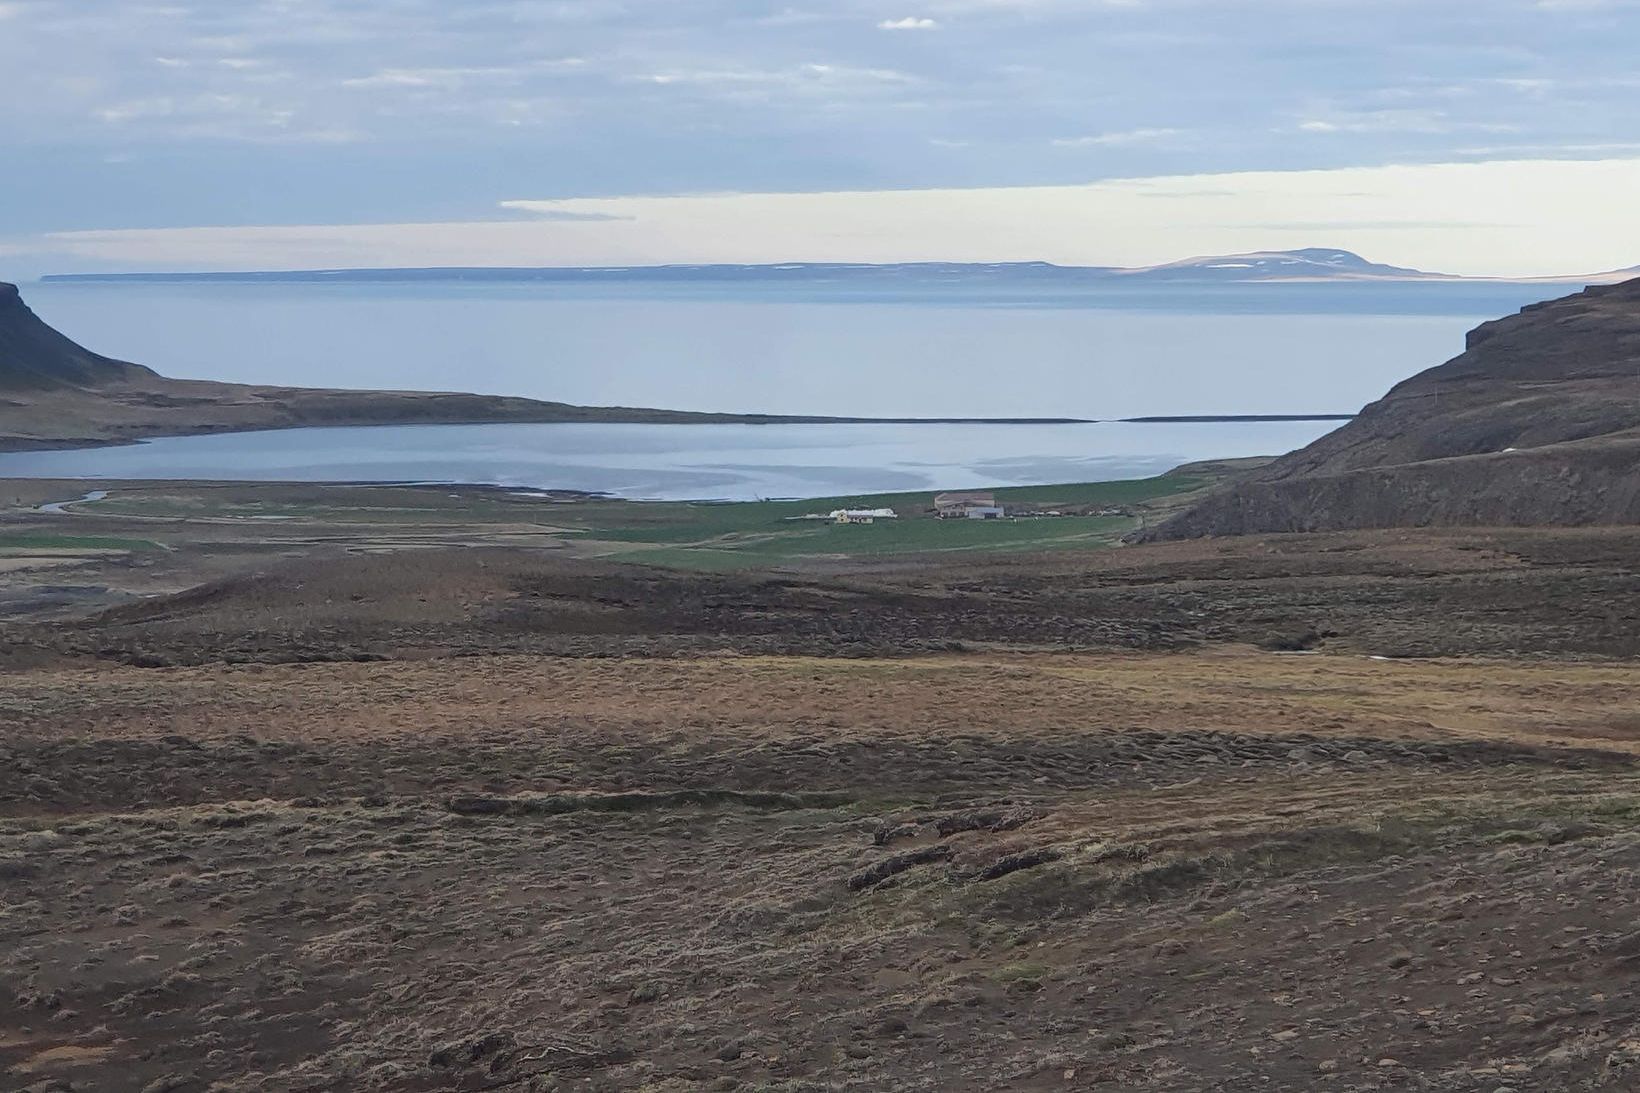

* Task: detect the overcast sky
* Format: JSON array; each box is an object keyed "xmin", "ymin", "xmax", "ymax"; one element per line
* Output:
[{"xmin": 3, "ymin": 0, "xmax": 1639, "ymax": 276}]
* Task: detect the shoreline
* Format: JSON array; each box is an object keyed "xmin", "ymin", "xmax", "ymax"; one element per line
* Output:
[
  {"xmin": 7, "ymin": 455, "xmax": 1272, "ymax": 512},
  {"xmin": 0, "ymin": 412, "xmax": 1352, "ymax": 457}
]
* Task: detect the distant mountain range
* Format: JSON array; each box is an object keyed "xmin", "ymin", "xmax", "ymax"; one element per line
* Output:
[{"xmin": 38, "ymin": 248, "xmax": 1640, "ymax": 286}]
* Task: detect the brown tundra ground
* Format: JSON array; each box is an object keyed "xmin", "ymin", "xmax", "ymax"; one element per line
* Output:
[{"xmin": 4, "ymin": 482, "xmax": 1640, "ymax": 1092}]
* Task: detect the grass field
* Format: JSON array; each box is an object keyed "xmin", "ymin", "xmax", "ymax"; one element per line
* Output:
[
  {"xmin": 25, "ymin": 472, "xmax": 1217, "ymax": 570},
  {"xmin": 547, "ymin": 475, "xmax": 1209, "ymax": 568},
  {"xmin": 74, "ymin": 490, "xmax": 536, "ymax": 524},
  {"xmin": 0, "ymin": 532, "xmax": 163, "ymax": 553},
  {"xmin": 616, "ymin": 513, "xmax": 1142, "ymax": 569}
]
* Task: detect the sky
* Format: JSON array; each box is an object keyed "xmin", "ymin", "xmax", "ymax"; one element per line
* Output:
[{"xmin": 3, "ymin": 0, "xmax": 1640, "ymax": 277}]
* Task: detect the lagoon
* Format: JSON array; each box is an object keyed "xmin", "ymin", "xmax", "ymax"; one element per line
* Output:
[
  {"xmin": 0, "ymin": 420, "xmax": 1339, "ymax": 501},
  {"xmin": 10, "ymin": 277, "xmax": 1569, "ymax": 498}
]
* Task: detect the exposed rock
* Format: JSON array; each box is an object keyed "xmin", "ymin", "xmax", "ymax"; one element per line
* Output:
[
  {"xmin": 138, "ymin": 1075, "xmax": 196, "ymax": 1093},
  {"xmin": 873, "ymin": 821, "xmax": 923, "ymax": 846},
  {"xmin": 934, "ymin": 806, "xmax": 1044, "ymax": 838},
  {"xmin": 975, "ymin": 846, "xmax": 1064, "ymax": 881},
  {"xmin": 847, "ymin": 845, "xmax": 953, "ymax": 891}
]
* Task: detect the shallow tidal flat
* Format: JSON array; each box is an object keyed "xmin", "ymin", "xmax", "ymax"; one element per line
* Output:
[{"xmin": 0, "ymin": 419, "xmax": 1337, "ymax": 501}]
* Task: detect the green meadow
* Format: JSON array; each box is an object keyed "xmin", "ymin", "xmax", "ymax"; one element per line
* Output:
[
  {"xmin": 556, "ymin": 475, "xmax": 1208, "ymax": 569},
  {"xmin": 50, "ymin": 470, "xmax": 1222, "ymax": 571}
]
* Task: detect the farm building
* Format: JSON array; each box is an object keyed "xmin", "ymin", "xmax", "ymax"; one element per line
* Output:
[
  {"xmin": 933, "ymin": 491, "xmax": 1005, "ymax": 520},
  {"xmin": 830, "ymin": 508, "xmax": 898, "ymax": 525}
]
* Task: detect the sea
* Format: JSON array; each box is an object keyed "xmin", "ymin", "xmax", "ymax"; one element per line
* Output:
[{"xmin": 7, "ymin": 278, "xmax": 1566, "ymax": 500}]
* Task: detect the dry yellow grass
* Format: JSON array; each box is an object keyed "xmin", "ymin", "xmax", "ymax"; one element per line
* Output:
[
  {"xmin": 7, "ymin": 645, "xmax": 1640, "ymax": 1090},
  {"xmin": 7, "ymin": 649, "xmax": 1640, "ymax": 756}
]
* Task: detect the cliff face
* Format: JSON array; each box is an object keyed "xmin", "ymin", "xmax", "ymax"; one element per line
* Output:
[
  {"xmin": 1149, "ymin": 277, "xmax": 1640, "ymax": 538},
  {"xmin": 0, "ymin": 282, "xmax": 159, "ymax": 390}
]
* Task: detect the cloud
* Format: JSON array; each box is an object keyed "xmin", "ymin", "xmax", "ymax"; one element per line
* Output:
[
  {"xmin": 507, "ymin": 208, "xmax": 633, "ymax": 222},
  {"xmin": 1454, "ymin": 140, "xmax": 1640, "ymax": 157},
  {"xmin": 1293, "ymin": 110, "xmax": 1518, "ymax": 136},
  {"xmin": 341, "ymin": 66, "xmax": 519, "ymax": 89},
  {"xmin": 639, "ymin": 63, "xmax": 916, "ymax": 91},
  {"xmin": 1052, "ymin": 127, "xmax": 1183, "ymax": 147},
  {"xmin": 89, "ymin": 89, "xmax": 353, "ymax": 143},
  {"xmin": 4, "ymin": 0, "xmax": 1640, "ymax": 248},
  {"xmin": 15, "ymin": 158, "xmax": 1640, "ymax": 279},
  {"xmin": 922, "ymin": 0, "xmax": 1143, "ymax": 10},
  {"xmin": 1240, "ymin": 220, "xmax": 1510, "ymax": 232}
]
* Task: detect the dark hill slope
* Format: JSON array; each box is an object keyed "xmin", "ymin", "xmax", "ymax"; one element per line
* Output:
[
  {"xmin": 0, "ymin": 282, "xmax": 159, "ymax": 390},
  {"xmin": 0, "ymin": 280, "xmax": 675, "ymax": 451},
  {"xmin": 1148, "ymin": 277, "xmax": 1640, "ymax": 538}
]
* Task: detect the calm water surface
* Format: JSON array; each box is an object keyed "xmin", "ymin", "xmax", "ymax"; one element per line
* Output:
[
  {"xmin": 0, "ymin": 420, "xmax": 1339, "ymax": 501},
  {"xmin": 12, "ymin": 279, "xmax": 1565, "ymax": 497},
  {"xmin": 25, "ymin": 280, "xmax": 1561, "ymax": 419}
]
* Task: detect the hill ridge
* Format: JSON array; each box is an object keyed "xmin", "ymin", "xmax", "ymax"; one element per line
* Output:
[
  {"xmin": 39, "ymin": 250, "xmax": 1640, "ymax": 286},
  {"xmin": 37, "ymin": 247, "xmax": 1452, "ymax": 284},
  {"xmin": 1146, "ymin": 276, "xmax": 1640, "ymax": 538}
]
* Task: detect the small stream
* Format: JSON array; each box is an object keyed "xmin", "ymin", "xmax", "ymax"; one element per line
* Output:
[{"xmin": 37, "ymin": 489, "xmax": 109, "ymax": 514}]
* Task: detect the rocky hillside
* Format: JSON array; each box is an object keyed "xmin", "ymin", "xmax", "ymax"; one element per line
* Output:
[{"xmin": 1148, "ymin": 276, "xmax": 1640, "ymax": 538}]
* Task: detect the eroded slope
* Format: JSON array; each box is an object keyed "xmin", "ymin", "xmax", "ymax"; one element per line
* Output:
[{"xmin": 1151, "ymin": 278, "xmax": 1640, "ymax": 537}]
